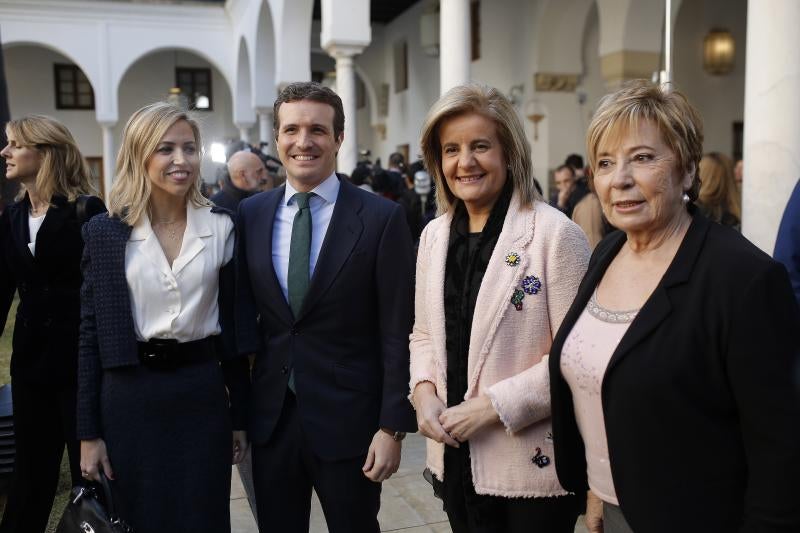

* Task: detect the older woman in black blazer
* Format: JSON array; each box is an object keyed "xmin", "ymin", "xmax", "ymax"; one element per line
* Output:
[
  {"xmin": 548, "ymin": 81, "xmax": 800, "ymax": 533},
  {"xmin": 0, "ymin": 115, "xmax": 105, "ymax": 532}
]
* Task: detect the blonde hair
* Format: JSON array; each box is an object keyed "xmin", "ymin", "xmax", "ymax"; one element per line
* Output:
[
  {"xmin": 5, "ymin": 115, "xmax": 94, "ymax": 202},
  {"xmin": 698, "ymin": 152, "xmax": 741, "ymax": 223},
  {"xmin": 420, "ymin": 84, "xmax": 541, "ymax": 215},
  {"xmin": 109, "ymin": 102, "xmax": 208, "ymax": 226},
  {"xmin": 587, "ymin": 80, "xmax": 704, "ymax": 201}
]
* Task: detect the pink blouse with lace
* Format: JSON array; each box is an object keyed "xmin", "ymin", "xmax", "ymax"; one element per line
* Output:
[{"xmin": 559, "ymin": 291, "xmax": 639, "ymax": 505}]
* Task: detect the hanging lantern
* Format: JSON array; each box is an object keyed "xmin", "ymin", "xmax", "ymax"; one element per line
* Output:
[{"xmin": 703, "ymin": 29, "xmax": 735, "ymax": 75}]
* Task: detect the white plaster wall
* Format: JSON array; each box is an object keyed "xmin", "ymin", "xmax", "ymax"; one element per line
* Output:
[
  {"xmin": 116, "ymin": 51, "xmax": 239, "ymax": 181},
  {"xmin": 355, "ymin": 3, "xmax": 440, "ymax": 165},
  {"xmin": 4, "ymin": 45, "xmax": 102, "ymax": 156},
  {"xmin": 673, "ymin": 0, "xmax": 747, "ymax": 157}
]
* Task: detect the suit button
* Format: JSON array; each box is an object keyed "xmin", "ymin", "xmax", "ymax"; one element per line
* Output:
[{"xmin": 281, "ymin": 366, "xmax": 288, "ymax": 374}]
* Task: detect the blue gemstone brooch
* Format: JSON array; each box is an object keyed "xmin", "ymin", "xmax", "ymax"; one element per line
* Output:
[{"xmin": 522, "ymin": 275, "xmax": 542, "ymax": 295}]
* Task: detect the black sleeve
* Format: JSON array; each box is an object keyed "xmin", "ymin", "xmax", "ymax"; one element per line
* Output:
[
  {"xmin": 375, "ymin": 204, "xmax": 417, "ymax": 433},
  {"xmin": 217, "ymin": 235, "xmax": 251, "ymax": 431},
  {"xmin": 76, "ymin": 222, "xmax": 103, "ymax": 440},
  {"xmin": 728, "ymin": 261, "xmax": 800, "ymax": 531},
  {"xmin": 0, "ymin": 211, "xmax": 16, "ymax": 337},
  {"xmin": 234, "ymin": 200, "xmax": 262, "ymax": 356}
]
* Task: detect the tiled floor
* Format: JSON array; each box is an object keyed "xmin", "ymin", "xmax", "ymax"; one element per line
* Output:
[{"xmin": 230, "ymin": 433, "xmax": 589, "ymax": 533}]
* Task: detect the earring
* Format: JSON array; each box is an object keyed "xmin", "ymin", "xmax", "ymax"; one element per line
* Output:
[{"xmin": 682, "ymin": 192, "xmax": 690, "ymax": 204}]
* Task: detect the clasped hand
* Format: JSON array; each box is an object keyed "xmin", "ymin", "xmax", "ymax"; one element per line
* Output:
[{"xmin": 412, "ymin": 382, "xmax": 499, "ymax": 447}]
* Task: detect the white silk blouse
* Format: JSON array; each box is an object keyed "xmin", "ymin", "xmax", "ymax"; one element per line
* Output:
[{"xmin": 124, "ymin": 203, "xmax": 234, "ymax": 343}]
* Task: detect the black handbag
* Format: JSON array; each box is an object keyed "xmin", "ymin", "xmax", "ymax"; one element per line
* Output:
[{"xmin": 55, "ymin": 471, "xmax": 133, "ymax": 533}]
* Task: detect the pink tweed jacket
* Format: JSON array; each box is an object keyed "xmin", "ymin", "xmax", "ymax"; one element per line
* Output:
[{"xmin": 409, "ymin": 194, "xmax": 590, "ymax": 497}]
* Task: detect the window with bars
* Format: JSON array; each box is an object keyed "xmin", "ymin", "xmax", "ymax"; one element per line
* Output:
[
  {"xmin": 175, "ymin": 67, "xmax": 213, "ymax": 111},
  {"xmin": 54, "ymin": 64, "xmax": 94, "ymax": 110}
]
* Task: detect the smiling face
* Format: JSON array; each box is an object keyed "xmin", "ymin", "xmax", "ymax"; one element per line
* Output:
[
  {"xmin": 145, "ymin": 120, "xmax": 199, "ymax": 201},
  {"xmin": 1, "ymin": 129, "xmax": 42, "ymax": 182},
  {"xmin": 593, "ymin": 120, "xmax": 693, "ymax": 236},
  {"xmin": 276, "ymin": 99, "xmax": 342, "ymax": 192},
  {"xmin": 439, "ymin": 112, "xmax": 508, "ymax": 215}
]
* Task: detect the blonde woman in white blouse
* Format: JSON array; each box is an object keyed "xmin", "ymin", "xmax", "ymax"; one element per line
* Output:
[{"xmin": 77, "ymin": 103, "xmax": 250, "ymax": 533}]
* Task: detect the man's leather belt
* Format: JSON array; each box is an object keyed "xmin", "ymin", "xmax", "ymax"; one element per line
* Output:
[{"xmin": 137, "ymin": 336, "xmax": 217, "ymax": 369}]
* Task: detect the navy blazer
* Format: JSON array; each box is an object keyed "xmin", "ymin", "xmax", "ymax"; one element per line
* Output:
[
  {"xmin": 549, "ymin": 210, "xmax": 800, "ymax": 532},
  {"xmin": 0, "ymin": 194, "xmax": 105, "ymax": 385},
  {"xmin": 236, "ymin": 177, "xmax": 417, "ymax": 461},
  {"xmin": 76, "ymin": 208, "xmax": 248, "ymax": 439}
]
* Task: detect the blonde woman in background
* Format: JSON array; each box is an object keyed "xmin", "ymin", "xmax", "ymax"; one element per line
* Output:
[
  {"xmin": 697, "ymin": 151, "xmax": 741, "ymax": 229},
  {"xmin": 0, "ymin": 115, "xmax": 105, "ymax": 533},
  {"xmin": 410, "ymin": 84, "xmax": 589, "ymax": 532},
  {"xmin": 77, "ymin": 102, "xmax": 249, "ymax": 533}
]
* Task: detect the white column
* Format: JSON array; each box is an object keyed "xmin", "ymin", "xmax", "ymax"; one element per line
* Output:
[
  {"xmin": 329, "ymin": 47, "xmax": 361, "ymax": 175},
  {"xmin": 742, "ymin": 0, "xmax": 800, "ymax": 253},
  {"xmin": 99, "ymin": 122, "xmax": 116, "ymax": 202},
  {"xmin": 256, "ymin": 108, "xmax": 276, "ymax": 155},
  {"xmin": 440, "ymin": 0, "xmax": 471, "ymax": 94},
  {"xmin": 236, "ymin": 123, "xmax": 253, "ymax": 144}
]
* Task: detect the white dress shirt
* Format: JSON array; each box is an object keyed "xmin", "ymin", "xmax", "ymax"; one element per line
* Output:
[
  {"xmin": 272, "ymin": 173, "xmax": 340, "ymax": 303},
  {"xmin": 125, "ymin": 203, "xmax": 234, "ymax": 342},
  {"xmin": 27, "ymin": 212, "xmax": 46, "ymax": 256}
]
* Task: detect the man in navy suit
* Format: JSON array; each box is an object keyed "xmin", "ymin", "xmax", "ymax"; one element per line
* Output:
[{"xmin": 235, "ymin": 82, "xmax": 417, "ymax": 533}]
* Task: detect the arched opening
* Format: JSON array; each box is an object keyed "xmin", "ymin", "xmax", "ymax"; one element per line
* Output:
[
  {"xmin": 2, "ymin": 43, "xmax": 104, "ymax": 194},
  {"xmin": 673, "ymin": 0, "xmax": 747, "ymax": 158},
  {"xmin": 254, "ymin": 0, "xmax": 278, "ymax": 108},
  {"xmin": 116, "ymin": 48, "xmax": 238, "ymax": 183},
  {"xmin": 235, "ymin": 38, "xmax": 254, "ymax": 128}
]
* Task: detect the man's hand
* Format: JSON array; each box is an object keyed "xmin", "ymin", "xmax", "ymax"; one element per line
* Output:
[
  {"xmin": 585, "ymin": 490, "xmax": 604, "ymax": 533},
  {"xmin": 439, "ymin": 395, "xmax": 500, "ymax": 443},
  {"xmin": 80, "ymin": 438, "xmax": 114, "ymax": 481},
  {"xmin": 362, "ymin": 429, "xmax": 401, "ymax": 482},
  {"xmin": 412, "ymin": 382, "xmax": 459, "ymax": 447},
  {"xmin": 232, "ymin": 430, "xmax": 249, "ymax": 465}
]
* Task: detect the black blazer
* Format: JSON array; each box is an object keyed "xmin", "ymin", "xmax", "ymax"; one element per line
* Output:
[
  {"xmin": 549, "ymin": 211, "xmax": 800, "ymax": 532},
  {"xmin": 235, "ymin": 177, "xmax": 417, "ymax": 461},
  {"xmin": 76, "ymin": 208, "xmax": 248, "ymax": 440},
  {"xmin": 0, "ymin": 194, "xmax": 105, "ymax": 385}
]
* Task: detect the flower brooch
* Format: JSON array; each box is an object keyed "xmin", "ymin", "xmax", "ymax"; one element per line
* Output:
[{"xmin": 509, "ymin": 274, "xmax": 542, "ymax": 311}]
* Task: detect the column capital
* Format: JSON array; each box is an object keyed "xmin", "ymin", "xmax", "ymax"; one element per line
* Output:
[{"xmin": 324, "ymin": 43, "xmax": 365, "ymax": 60}]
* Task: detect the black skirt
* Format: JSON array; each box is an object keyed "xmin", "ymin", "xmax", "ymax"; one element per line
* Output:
[{"xmin": 100, "ymin": 359, "xmax": 232, "ymax": 533}]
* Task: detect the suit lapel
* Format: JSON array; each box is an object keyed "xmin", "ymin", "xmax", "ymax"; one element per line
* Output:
[
  {"xmin": 466, "ymin": 193, "xmax": 536, "ymax": 394},
  {"xmin": 605, "ymin": 211, "xmax": 710, "ymax": 373},
  {"xmin": 298, "ymin": 179, "xmax": 363, "ymax": 321},
  {"xmin": 33, "ymin": 195, "xmax": 71, "ymax": 262},
  {"xmin": 8, "ymin": 200, "xmax": 34, "ymax": 267},
  {"xmin": 257, "ymin": 187, "xmax": 294, "ymax": 325}
]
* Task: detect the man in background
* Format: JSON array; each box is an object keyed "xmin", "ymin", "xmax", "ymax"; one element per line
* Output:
[{"xmin": 211, "ymin": 151, "xmax": 269, "ymax": 211}]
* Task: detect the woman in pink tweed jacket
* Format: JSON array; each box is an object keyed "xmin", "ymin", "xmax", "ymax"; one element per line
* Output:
[{"xmin": 410, "ymin": 84, "xmax": 590, "ymax": 532}]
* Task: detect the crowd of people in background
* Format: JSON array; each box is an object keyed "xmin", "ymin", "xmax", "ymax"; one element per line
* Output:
[{"xmin": 0, "ymin": 78, "xmax": 797, "ymax": 533}]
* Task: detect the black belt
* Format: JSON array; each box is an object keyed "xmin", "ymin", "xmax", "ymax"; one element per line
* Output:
[{"xmin": 137, "ymin": 336, "xmax": 218, "ymax": 370}]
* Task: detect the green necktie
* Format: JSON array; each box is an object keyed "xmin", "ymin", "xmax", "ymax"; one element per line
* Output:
[
  {"xmin": 286, "ymin": 192, "xmax": 314, "ymax": 393},
  {"xmin": 288, "ymin": 191, "xmax": 314, "ymax": 318}
]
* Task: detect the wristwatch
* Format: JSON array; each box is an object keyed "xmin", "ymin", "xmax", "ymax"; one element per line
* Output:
[{"xmin": 381, "ymin": 428, "xmax": 407, "ymax": 441}]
